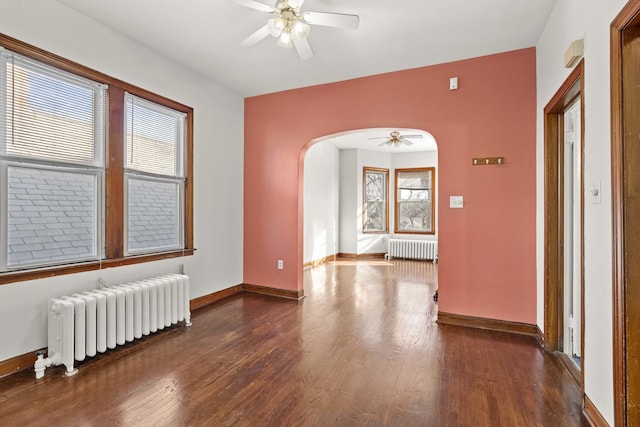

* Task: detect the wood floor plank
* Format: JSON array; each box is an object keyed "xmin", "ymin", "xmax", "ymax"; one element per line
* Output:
[{"xmin": 0, "ymin": 260, "xmax": 588, "ymax": 426}]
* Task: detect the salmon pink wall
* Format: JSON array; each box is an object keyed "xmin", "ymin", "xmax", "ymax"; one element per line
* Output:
[{"xmin": 244, "ymin": 48, "xmax": 536, "ymax": 324}]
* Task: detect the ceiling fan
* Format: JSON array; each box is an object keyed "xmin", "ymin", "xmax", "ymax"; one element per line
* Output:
[
  {"xmin": 369, "ymin": 131, "xmax": 424, "ymax": 147},
  {"xmin": 230, "ymin": 0, "xmax": 360, "ymax": 60}
]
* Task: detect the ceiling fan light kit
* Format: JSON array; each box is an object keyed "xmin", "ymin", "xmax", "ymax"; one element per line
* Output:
[
  {"xmin": 292, "ymin": 20, "xmax": 310, "ymax": 39},
  {"xmin": 231, "ymin": 0, "xmax": 359, "ymax": 60},
  {"xmin": 267, "ymin": 17, "xmax": 285, "ymax": 36},
  {"xmin": 277, "ymin": 29, "xmax": 293, "ymax": 48}
]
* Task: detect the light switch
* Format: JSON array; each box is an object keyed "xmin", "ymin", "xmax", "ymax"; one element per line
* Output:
[
  {"xmin": 449, "ymin": 77, "xmax": 458, "ymax": 90},
  {"xmin": 450, "ymin": 196, "xmax": 463, "ymax": 208},
  {"xmin": 589, "ymin": 181, "xmax": 601, "ymax": 204}
]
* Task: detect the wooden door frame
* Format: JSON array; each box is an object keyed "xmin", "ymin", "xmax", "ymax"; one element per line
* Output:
[
  {"xmin": 543, "ymin": 61, "xmax": 585, "ymax": 388},
  {"xmin": 611, "ymin": 1, "xmax": 640, "ymax": 425}
]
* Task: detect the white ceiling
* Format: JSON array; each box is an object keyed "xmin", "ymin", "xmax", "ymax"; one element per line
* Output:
[
  {"xmin": 321, "ymin": 128, "xmax": 437, "ymax": 153},
  {"xmin": 58, "ymin": 0, "xmax": 557, "ymax": 98}
]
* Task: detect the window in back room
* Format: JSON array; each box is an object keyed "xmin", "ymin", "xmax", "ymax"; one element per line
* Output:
[{"xmin": 394, "ymin": 167, "xmax": 435, "ymax": 234}]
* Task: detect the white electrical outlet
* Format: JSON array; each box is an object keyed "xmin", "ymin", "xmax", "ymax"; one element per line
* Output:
[{"xmin": 277, "ymin": 260, "xmax": 284, "ymax": 270}]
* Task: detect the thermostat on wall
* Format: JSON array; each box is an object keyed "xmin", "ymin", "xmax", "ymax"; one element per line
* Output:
[{"xmin": 450, "ymin": 196, "xmax": 463, "ymax": 208}]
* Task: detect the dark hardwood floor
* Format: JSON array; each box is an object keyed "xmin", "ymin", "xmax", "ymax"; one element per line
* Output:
[{"xmin": 0, "ymin": 260, "xmax": 588, "ymax": 426}]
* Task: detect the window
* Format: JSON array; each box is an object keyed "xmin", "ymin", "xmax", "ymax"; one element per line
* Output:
[
  {"xmin": 394, "ymin": 167, "xmax": 435, "ymax": 234},
  {"xmin": 124, "ymin": 94, "xmax": 185, "ymax": 254},
  {"xmin": 0, "ymin": 50, "xmax": 106, "ymax": 271},
  {"xmin": 363, "ymin": 167, "xmax": 388, "ymax": 232},
  {"xmin": 0, "ymin": 36, "xmax": 193, "ymax": 283}
]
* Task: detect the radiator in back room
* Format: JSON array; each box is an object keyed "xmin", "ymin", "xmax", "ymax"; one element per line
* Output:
[{"xmin": 386, "ymin": 239, "xmax": 438, "ymax": 262}]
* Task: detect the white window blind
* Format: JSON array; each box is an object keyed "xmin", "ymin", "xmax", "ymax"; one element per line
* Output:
[
  {"xmin": 0, "ymin": 49, "xmax": 106, "ymax": 167},
  {"xmin": 397, "ymin": 171, "xmax": 431, "ymax": 192},
  {"xmin": 124, "ymin": 93, "xmax": 185, "ymax": 177}
]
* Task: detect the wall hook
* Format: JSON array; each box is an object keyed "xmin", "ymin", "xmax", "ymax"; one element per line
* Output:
[{"xmin": 472, "ymin": 157, "xmax": 505, "ymax": 166}]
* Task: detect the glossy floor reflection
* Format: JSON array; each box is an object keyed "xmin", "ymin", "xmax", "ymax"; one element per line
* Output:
[{"xmin": 0, "ymin": 260, "xmax": 588, "ymax": 426}]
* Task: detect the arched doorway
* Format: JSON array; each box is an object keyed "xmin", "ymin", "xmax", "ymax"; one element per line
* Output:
[{"xmin": 302, "ymin": 128, "xmax": 438, "ymax": 268}]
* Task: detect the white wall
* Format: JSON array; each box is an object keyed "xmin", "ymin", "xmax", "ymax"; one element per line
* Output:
[
  {"xmin": 303, "ymin": 143, "xmax": 339, "ymax": 263},
  {"xmin": 339, "ymin": 149, "xmax": 358, "ymax": 254},
  {"xmin": 536, "ymin": 0, "xmax": 628, "ymax": 422},
  {"xmin": 0, "ymin": 0, "xmax": 244, "ymax": 362}
]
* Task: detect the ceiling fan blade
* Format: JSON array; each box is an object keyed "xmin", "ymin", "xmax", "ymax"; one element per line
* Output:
[
  {"xmin": 378, "ymin": 139, "xmax": 392, "ymax": 146},
  {"xmin": 400, "ymin": 134, "xmax": 424, "ymax": 139},
  {"xmin": 402, "ymin": 139, "xmax": 414, "ymax": 145},
  {"xmin": 302, "ymin": 11, "xmax": 360, "ymax": 29},
  {"xmin": 228, "ymin": 0, "xmax": 275, "ymax": 13},
  {"xmin": 292, "ymin": 34, "xmax": 313, "ymax": 60},
  {"xmin": 241, "ymin": 24, "xmax": 271, "ymax": 47},
  {"xmin": 368, "ymin": 136, "xmax": 391, "ymax": 140}
]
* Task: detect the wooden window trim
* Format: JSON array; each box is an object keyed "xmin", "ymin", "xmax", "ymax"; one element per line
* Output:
[
  {"xmin": 362, "ymin": 167, "xmax": 389, "ymax": 233},
  {"xmin": 394, "ymin": 167, "xmax": 436, "ymax": 235},
  {"xmin": 0, "ymin": 33, "xmax": 194, "ymax": 286}
]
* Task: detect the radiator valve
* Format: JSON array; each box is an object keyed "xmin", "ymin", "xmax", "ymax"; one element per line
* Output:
[{"xmin": 34, "ymin": 350, "xmax": 52, "ymax": 380}]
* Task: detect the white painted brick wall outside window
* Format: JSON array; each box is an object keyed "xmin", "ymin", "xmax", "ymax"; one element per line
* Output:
[
  {"xmin": 7, "ymin": 167, "xmax": 97, "ymax": 267},
  {"xmin": 127, "ymin": 178, "xmax": 179, "ymax": 252}
]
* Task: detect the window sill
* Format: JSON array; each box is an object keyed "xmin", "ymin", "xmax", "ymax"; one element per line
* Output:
[
  {"xmin": 0, "ymin": 248, "xmax": 195, "ymax": 286},
  {"xmin": 394, "ymin": 231, "xmax": 436, "ymax": 235}
]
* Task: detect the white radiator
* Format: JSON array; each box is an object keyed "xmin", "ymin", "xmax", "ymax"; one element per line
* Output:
[
  {"xmin": 34, "ymin": 274, "xmax": 191, "ymax": 379},
  {"xmin": 386, "ymin": 239, "xmax": 438, "ymax": 262}
]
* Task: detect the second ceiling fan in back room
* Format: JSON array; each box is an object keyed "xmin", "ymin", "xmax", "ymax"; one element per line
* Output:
[
  {"xmin": 230, "ymin": 0, "xmax": 360, "ymax": 60},
  {"xmin": 369, "ymin": 131, "xmax": 424, "ymax": 147}
]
